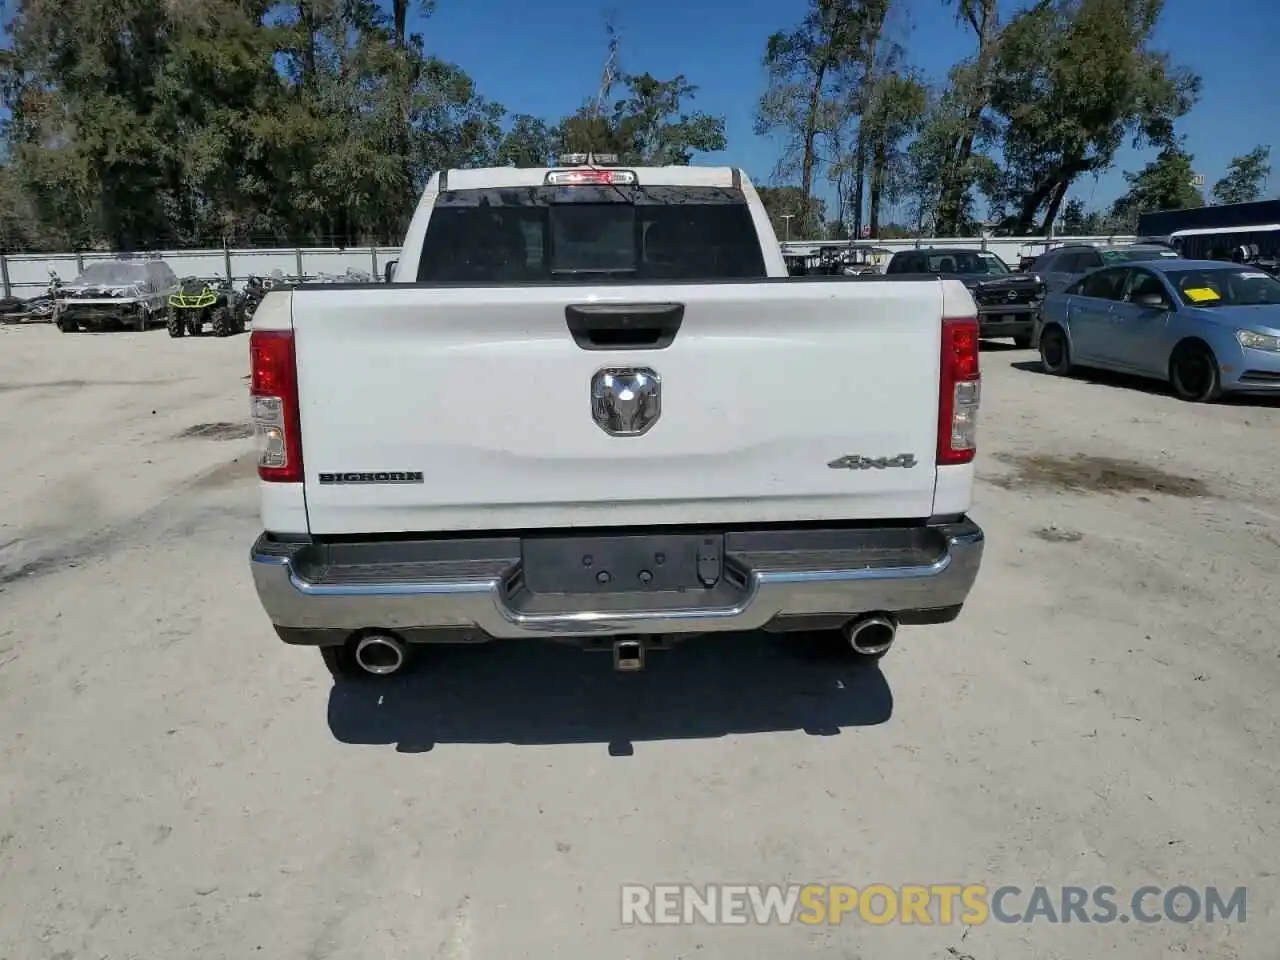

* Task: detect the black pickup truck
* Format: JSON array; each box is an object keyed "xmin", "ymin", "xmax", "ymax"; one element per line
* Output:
[{"xmin": 885, "ymin": 247, "xmax": 1044, "ymax": 348}]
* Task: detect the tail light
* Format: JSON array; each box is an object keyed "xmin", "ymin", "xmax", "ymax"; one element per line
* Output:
[
  {"xmin": 937, "ymin": 316, "xmax": 981, "ymax": 465},
  {"xmin": 249, "ymin": 330, "xmax": 303, "ymax": 483}
]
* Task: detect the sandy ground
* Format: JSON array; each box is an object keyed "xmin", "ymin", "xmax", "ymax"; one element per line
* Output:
[{"xmin": 1, "ymin": 323, "xmax": 1277, "ymax": 960}]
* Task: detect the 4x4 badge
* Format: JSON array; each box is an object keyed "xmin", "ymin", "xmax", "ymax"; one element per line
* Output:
[{"xmin": 828, "ymin": 454, "xmax": 918, "ymax": 470}]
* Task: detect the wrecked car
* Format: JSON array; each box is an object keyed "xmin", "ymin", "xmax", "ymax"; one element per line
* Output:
[{"xmin": 55, "ymin": 259, "xmax": 180, "ymax": 333}]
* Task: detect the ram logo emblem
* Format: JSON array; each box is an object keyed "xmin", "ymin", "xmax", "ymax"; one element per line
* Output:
[{"xmin": 591, "ymin": 367, "xmax": 661, "ymax": 436}]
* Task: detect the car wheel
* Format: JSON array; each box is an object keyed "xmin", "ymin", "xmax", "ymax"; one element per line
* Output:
[
  {"xmin": 1169, "ymin": 340, "xmax": 1223, "ymax": 403},
  {"xmin": 136, "ymin": 307, "xmax": 149, "ymax": 332},
  {"xmin": 1039, "ymin": 325, "xmax": 1072, "ymax": 375},
  {"xmin": 166, "ymin": 310, "xmax": 185, "ymax": 338}
]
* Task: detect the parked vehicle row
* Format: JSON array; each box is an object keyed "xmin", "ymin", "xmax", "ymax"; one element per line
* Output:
[
  {"xmin": 33, "ymin": 258, "xmax": 283, "ymax": 336},
  {"xmin": 884, "ymin": 247, "xmax": 1043, "ymax": 347},
  {"xmin": 1031, "ymin": 242, "xmax": 1180, "ymax": 293},
  {"xmin": 0, "ymin": 269, "xmax": 64, "ymax": 322},
  {"xmin": 1035, "ymin": 259, "xmax": 1280, "ymax": 402},
  {"xmin": 165, "ymin": 274, "xmax": 274, "ymax": 337},
  {"xmin": 55, "ymin": 259, "xmax": 179, "ymax": 332},
  {"xmin": 782, "ymin": 242, "xmax": 892, "ymax": 276},
  {"xmin": 878, "ymin": 238, "xmax": 1280, "ymax": 405}
]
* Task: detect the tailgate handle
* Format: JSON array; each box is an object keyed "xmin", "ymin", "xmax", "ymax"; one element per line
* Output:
[{"xmin": 565, "ymin": 302, "xmax": 684, "ymax": 351}]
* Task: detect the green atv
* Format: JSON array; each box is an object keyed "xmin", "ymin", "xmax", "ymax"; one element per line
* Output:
[{"xmin": 167, "ymin": 276, "xmax": 243, "ymax": 338}]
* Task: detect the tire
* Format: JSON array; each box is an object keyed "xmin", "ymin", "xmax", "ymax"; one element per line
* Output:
[
  {"xmin": 1039, "ymin": 324, "xmax": 1072, "ymax": 375},
  {"xmin": 135, "ymin": 307, "xmax": 150, "ymax": 332},
  {"xmin": 210, "ymin": 305, "xmax": 235, "ymax": 338},
  {"xmin": 1169, "ymin": 340, "xmax": 1223, "ymax": 403},
  {"xmin": 321, "ymin": 645, "xmax": 363, "ymax": 681},
  {"xmin": 166, "ymin": 310, "xmax": 185, "ymax": 338},
  {"xmin": 56, "ymin": 316, "xmax": 77, "ymax": 333},
  {"xmin": 1013, "ymin": 333, "xmax": 1032, "ymax": 349}
]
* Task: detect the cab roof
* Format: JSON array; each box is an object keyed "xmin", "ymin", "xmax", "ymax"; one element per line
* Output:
[{"xmin": 431, "ymin": 165, "xmax": 746, "ymax": 192}]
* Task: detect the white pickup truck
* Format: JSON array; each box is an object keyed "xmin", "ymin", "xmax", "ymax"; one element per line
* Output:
[{"xmin": 248, "ymin": 157, "xmax": 985, "ymax": 679}]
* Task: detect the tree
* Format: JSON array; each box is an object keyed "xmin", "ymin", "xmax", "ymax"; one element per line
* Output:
[
  {"xmin": 932, "ymin": 0, "xmax": 1001, "ymax": 236},
  {"xmin": 755, "ymin": 185, "xmax": 827, "ymax": 240},
  {"xmin": 1109, "ymin": 144, "xmax": 1202, "ymax": 230},
  {"xmin": 903, "ymin": 82, "xmax": 999, "ymax": 236},
  {"xmin": 1053, "ymin": 200, "xmax": 1114, "ymax": 235},
  {"xmin": 830, "ymin": 0, "xmax": 893, "ymax": 238},
  {"xmin": 1059, "ymin": 198, "xmax": 1087, "ymax": 234},
  {"xmin": 496, "ymin": 114, "xmax": 557, "ymax": 167},
  {"xmin": 0, "ymin": 0, "xmax": 511, "ymax": 249},
  {"xmin": 990, "ymin": 0, "xmax": 1200, "ymax": 235},
  {"xmin": 862, "ymin": 71, "xmax": 926, "ymax": 236},
  {"xmin": 756, "ymin": 0, "xmax": 861, "ymax": 200},
  {"xmin": 1211, "ymin": 146, "xmax": 1271, "ymax": 205},
  {"xmin": 557, "ymin": 71, "xmax": 726, "ymax": 164}
]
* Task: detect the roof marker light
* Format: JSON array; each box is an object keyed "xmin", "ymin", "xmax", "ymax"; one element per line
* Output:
[{"xmin": 545, "ymin": 169, "xmax": 638, "ymax": 186}]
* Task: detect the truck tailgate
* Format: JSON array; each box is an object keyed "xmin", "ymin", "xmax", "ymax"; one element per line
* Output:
[{"xmin": 291, "ymin": 280, "xmax": 947, "ymax": 534}]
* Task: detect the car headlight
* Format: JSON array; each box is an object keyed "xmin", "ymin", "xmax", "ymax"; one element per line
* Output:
[{"xmin": 1236, "ymin": 329, "xmax": 1280, "ymax": 352}]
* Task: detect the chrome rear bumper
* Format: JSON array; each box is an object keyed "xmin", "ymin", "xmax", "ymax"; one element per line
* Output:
[{"xmin": 250, "ymin": 519, "xmax": 984, "ymax": 641}]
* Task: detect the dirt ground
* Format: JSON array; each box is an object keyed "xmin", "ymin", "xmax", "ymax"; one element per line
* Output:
[{"xmin": 1, "ymin": 324, "xmax": 1277, "ymax": 959}]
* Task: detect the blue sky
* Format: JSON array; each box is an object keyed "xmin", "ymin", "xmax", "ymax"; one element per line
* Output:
[{"xmin": 418, "ymin": 0, "xmax": 1279, "ymax": 218}]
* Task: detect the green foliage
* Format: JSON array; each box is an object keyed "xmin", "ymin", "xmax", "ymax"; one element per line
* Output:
[
  {"xmin": 856, "ymin": 69, "xmax": 926, "ymax": 231},
  {"xmin": 757, "ymin": 0, "xmax": 1201, "ymax": 239},
  {"xmin": 756, "ymin": 0, "xmax": 865, "ymax": 198},
  {"xmin": 496, "ymin": 115, "xmax": 557, "ymax": 168},
  {"xmin": 0, "ymin": 9, "xmax": 728, "ymax": 250},
  {"xmin": 755, "ymin": 185, "xmax": 828, "ymax": 239},
  {"xmin": 558, "ymin": 72, "xmax": 726, "ymax": 165},
  {"xmin": 1109, "ymin": 143, "xmax": 1203, "ymax": 230},
  {"xmin": 989, "ymin": 0, "xmax": 1200, "ymax": 234},
  {"xmin": 1059, "ymin": 198, "xmax": 1088, "ymax": 233},
  {"xmin": 1058, "ymin": 197, "xmax": 1116, "ymax": 235},
  {"xmin": 0, "ymin": 0, "xmax": 1226, "ymax": 250},
  {"xmin": 904, "ymin": 80, "xmax": 999, "ymax": 236},
  {"xmin": 1211, "ymin": 146, "xmax": 1271, "ymax": 206}
]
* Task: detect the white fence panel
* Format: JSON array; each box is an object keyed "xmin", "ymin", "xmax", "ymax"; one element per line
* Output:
[
  {"xmin": 0, "ymin": 236, "xmax": 1139, "ymax": 297},
  {"xmin": 230, "ymin": 248, "xmax": 304, "ymax": 283},
  {"xmin": 8, "ymin": 253, "xmax": 85, "ymax": 291},
  {"xmin": 301, "ymin": 247, "xmax": 383, "ymax": 278},
  {"xmin": 152, "ymin": 250, "xmax": 226, "ymax": 280}
]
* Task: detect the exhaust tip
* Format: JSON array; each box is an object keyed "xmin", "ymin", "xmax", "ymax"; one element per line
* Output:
[
  {"xmin": 353, "ymin": 633, "xmax": 407, "ymax": 676},
  {"xmin": 846, "ymin": 614, "xmax": 898, "ymax": 657}
]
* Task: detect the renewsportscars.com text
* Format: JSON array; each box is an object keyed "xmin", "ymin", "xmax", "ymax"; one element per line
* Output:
[{"xmin": 620, "ymin": 884, "xmax": 1247, "ymax": 926}]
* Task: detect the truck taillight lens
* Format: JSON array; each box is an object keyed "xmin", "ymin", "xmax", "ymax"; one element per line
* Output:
[
  {"xmin": 938, "ymin": 316, "xmax": 981, "ymax": 466},
  {"xmin": 249, "ymin": 330, "xmax": 303, "ymax": 483}
]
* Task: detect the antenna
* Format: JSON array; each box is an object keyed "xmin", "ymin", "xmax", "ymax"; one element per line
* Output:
[{"xmin": 592, "ymin": 16, "xmax": 621, "ymax": 119}]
